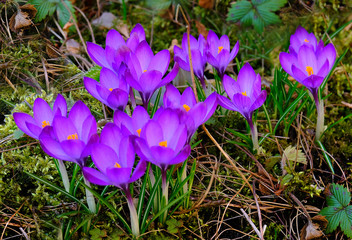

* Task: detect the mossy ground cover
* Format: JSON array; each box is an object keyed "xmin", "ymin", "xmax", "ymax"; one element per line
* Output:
[{"xmin": 0, "ymin": 0, "xmax": 352, "ymax": 239}]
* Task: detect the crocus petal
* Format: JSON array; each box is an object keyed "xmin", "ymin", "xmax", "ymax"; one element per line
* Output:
[
  {"xmin": 219, "ymin": 35, "xmax": 230, "ymax": 51},
  {"xmin": 180, "ymin": 87, "xmax": 197, "ymax": 108},
  {"xmin": 249, "ymin": 90, "xmax": 267, "ymax": 113},
  {"xmin": 106, "ymin": 29, "xmax": 125, "ymax": 50},
  {"xmin": 168, "ymin": 145, "xmax": 191, "ymax": 166},
  {"xmin": 142, "ymin": 120, "xmax": 163, "ymax": 146},
  {"xmin": 131, "ymin": 106, "xmax": 150, "ymax": 130},
  {"xmin": 232, "ymin": 93, "xmax": 252, "ymax": 118},
  {"xmin": 39, "ymin": 127, "xmax": 72, "ymax": 161},
  {"xmin": 216, "ymin": 49, "xmax": 230, "ymax": 76},
  {"xmin": 217, "ymin": 95, "xmax": 239, "ymax": 112},
  {"xmin": 100, "ymin": 68, "xmax": 120, "ymax": 89},
  {"xmin": 317, "ymin": 60, "xmax": 330, "ymax": 78},
  {"xmin": 203, "ymin": 92, "xmax": 218, "ymax": 121},
  {"xmin": 190, "ymin": 50, "xmax": 205, "ymax": 81},
  {"xmin": 87, "ymin": 42, "xmax": 109, "ymax": 68},
  {"xmin": 206, "ymin": 53, "xmax": 219, "ymax": 70},
  {"xmin": 52, "ymin": 116, "xmax": 79, "ymax": 142},
  {"xmin": 301, "ymin": 75, "xmax": 324, "ymax": 90},
  {"xmin": 84, "ymin": 77, "xmax": 106, "ymax": 104},
  {"xmin": 13, "ymin": 113, "xmax": 38, "ymax": 139},
  {"xmin": 83, "ymin": 167, "xmax": 111, "ymax": 186},
  {"xmin": 158, "ymin": 63, "xmax": 179, "ymax": 88},
  {"xmin": 150, "ymin": 146, "xmax": 176, "ymax": 169},
  {"xmin": 33, "ymin": 98, "xmax": 54, "ymax": 127},
  {"xmin": 80, "ymin": 115, "xmax": 97, "ymax": 144},
  {"xmin": 129, "ymin": 160, "xmax": 147, "ymax": 183},
  {"xmin": 69, "ymin": 101, "xmax": 92, "ymax": 137},
  {"xmin": 125, "ymin": 71, "xmax": 143, "ymax": 92},
  {"xmin": 107, "ymin": 89, "xmax": 129, "ymax": 110},
  {"xmin": 134, "ymin": 138, "xmax": 153, "ymax": 161},
  {"xmin": 118, "ymin": 136, "xmax": 135, "ymax": 168},
  {"xmin": 297, "ymin": 45, "xmax": 317, "ymax": 73},
  {"xmin": 319, "ymin": 43, "xmax": 336, "ymax": 69},
  {"xmin": 279, "ymin": 52, "xmax": 296, "ymax": 76},
  {"xmin": 135, "ymin": 41, "xmax": 154, "ymax": 71},
  {"xmin": 236, "ymin": 63, "xmax": 257, "ymax": 94},
  {"xmin": 188, "ymin": 103, "xmax": 207, "ymax": 129},
  {"xmin": 61, "ymin": 139, "xmax": 86, "ymax": 164},
  {"xmin": 130, "ymin": 23, "xmax": 145, "ymax": 42},
  {"xmin": 292, "ymin": 64, "xmax": 308, "ymax": 82},
  {"xmin": 222, "ymin": 74, "xmax": 241, "ymax": 100},
  {"xmin": 26, "ymin": 122, "xmax": 42, "ymax": 139},
  {"xmin": 106, "ymin": 167, "xmax": 132, "ymax": 187},
  {"xmin": 229, "ymin": 41, "xmax": 240, "ymax": 62},
  {"xmin": 163, "ymin": 84, "xmax": 181, "ymax": 108},
  {"xmin": 148, "ymin": 49, "xmax": 170, "ymax": 75},
  {"xmin": 139, "ymin": 70, "xmax": 163, "ymax": 94},
  {"xmin": 53, "ymin": 94, "xmax": 67, "ymax": 117},
  {"xmin": 100, "ymin": 123, "xmax": 123, "ymax": 151},
  {"xmin": 91, "ymin": 144, "xmax": 118, "ymax": 173}
]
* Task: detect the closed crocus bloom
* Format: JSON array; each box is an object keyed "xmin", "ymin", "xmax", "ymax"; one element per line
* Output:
[
  {"xmin": 289, "ymin": 26, "xmax": 320, "ymax": 55},
  {"xmin": 13, "ymin": 94, "xmax": 67, "ymax": 139},
  {"xmin": 125, "ymin": 40, "xmax": 179, "ymax": 108},
  {"xmin": 113, "ymin": 106, "xmax": 150, "ymax": 137},
  {"xmin": 39, "ymin": 101, "xmax": 98, "ymax": 167},
  {"xmin": 134, "ymin": 108, "xmax": 191, "ymax": 172},
  {"xmin": 84, "ymin": 67, "xmax": 129, "ymax": 110},
  {"xmin": 163, "ymin": 84, "xmax": 217, "ymax": 142},
  {"xmin": 87, "ymin": 23, "xmax": 145, "ymax": 72},
  {"xmin": 206, "ymin": 30, "xmax": 239, "ymax": 79},
  {"xmin": 174, "ymin": 33, "xmax": 207, "ymax": 89},
  {"xmin": 218, "ymin": 63, "xmax": 267, "ymax": 151}
]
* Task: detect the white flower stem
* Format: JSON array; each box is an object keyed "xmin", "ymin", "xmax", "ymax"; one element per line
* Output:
[
  {"xmin": 161, "ymin": 170, "xmax": 169, "ymax": 223},
  {"xmin": 83, "ymin": 176, "xmax": 96, "ymax": 213},
  {"xmin": 248, "ymin": 117, "xmax": 259, "ymax": 152},
  {"xmin": 125, "ymin": 189, "xmax": 140, "ymax": 237},
  {"xmin": 57, "ymin": 160, "xmax": 70, "ymax": 192},
  {"xmin": 315, "ymin": 98, "xmax": 325, "ymax": 140}
]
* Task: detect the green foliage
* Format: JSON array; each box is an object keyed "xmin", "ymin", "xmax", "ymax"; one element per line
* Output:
[
  {"xmin": 85, "ymin": 65, "xmax": 102, "ymax": 81},
  {"xmin": 320, "ymin": 184, "xmax": 352, "ymax": 238},
  {"xmin": 145, "ymin": 0, "xmax": 189, "ymax": 11},
  {"xmin": 166, "ymin": 218, "xmax": 183, "ymax": 234},
  {"xmin": 29, "ymin": 0, "xmax": 75, "ymax": 26},
  {"xmin": 227, "ymin": 0, "xmax": 287, "ymax": 33}
]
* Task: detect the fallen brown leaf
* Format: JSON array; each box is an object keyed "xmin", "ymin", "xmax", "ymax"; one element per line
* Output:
[
  {"xmin": 66, "ymin": 39, "xmax": 81, "ymax": 54},
  {"xmin": 300, "ymin": 221, "xmax": 324, "ymax": 240},
  {"xmin": 199, "ymin": 0, "xmax": 215, "ymax": 9},
  {"xmin": 63, "ymin": 22, "xmax": 74, "ymax": 38},
  {"xmin": 168, "ymin": 39, "xmax": 179, "ymax": 54},
  {"xmin": 195, "ymin": 20, "xmax": 208, "ymax": 39},
  {"xmin": 9, "ymin": 4, "xmax": 37, "ymax": 32}
]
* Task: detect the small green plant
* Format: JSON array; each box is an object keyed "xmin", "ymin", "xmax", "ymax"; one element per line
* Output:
[
  {"xmin": 320, "ymin": 183, "xmax": 352, "ymax": 238},
  {"xmin": 29, "ymin": 0, "xmax": 75, "ymax": 26},
  {"xmin": 227, "ymin": 0, "xmax": 287, "ymax": 33}
]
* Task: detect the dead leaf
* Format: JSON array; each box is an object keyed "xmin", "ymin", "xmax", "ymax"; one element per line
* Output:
[
  {"xmin": 19, "ymin": 4, "xmax": 37, "ymax": 18},
  {"xmin": 9, "ymin": 4, "xmax": 37, "ymax": 32},
  {"xmin": 46, "ymin": 42, "xmax": 61, "ymax": 58},
  {"xmin": 199, "ymin": 0, "xmax": 215, "ymax": 9},
  {"xmin": 66, "ymin": 39, "xmax": 81, "ymax": 54},
  {"xmin": 92, "ymin": 12, "xmax": 117, "ymax": 29},
  {"xmin": 195, "ymin": 20, "xmax": 208, "ymax": 39},
  {"xmin": 168, "ymin": 39, "xmax": 179, "ymax": 54},
  {"xmin": 300, "ymin": 221, "xmax": 324, "ymax": 240},
  {"xmin": 63, "ymin": 21, "xmax": 74, "ymax": 38},
  {"xmin": 281, "ymin": 145, "xmax": 307, "ymax": 173},
  {"xmin": 117, "ymin": 22, "xmax": 130, "ymax": 38}
]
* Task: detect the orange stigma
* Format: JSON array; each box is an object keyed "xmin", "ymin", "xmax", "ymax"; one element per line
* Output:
[
  {"xmin": 143, "ymin": 70, "xmax": 147, "ymax": 73},
  {"xmin": 159, "ymin": 140, "xmax": 167, "ymax": 147},
  {"xmin": 109, "ymin": 88, "xmax": 113, "ymax": 91},
  {"xmin": 183, "ymin": 104, "xmax": 191, "ymax": 112},
  {"xmin": 304, "ymin": 39, "xmax": 309, "ymax": 43},
  {"xmin": 306, "ymin": 66, "xmax": 314, "ymax": 76},
  {"xmin": 42, "ymin": 120, "xmax": 50, "ymax": 128},
  {"xmin": 241, "ymin": 91, "xmax": 247, "ymax": 96},
  {"xmin": 67, "ymin": 133, "xmax": 78, "ymax": 140},
  {"xmin": 136, "ymin": 128, "xmax": 141, "ymax": 137},
  {"xmin": 218, "ymin": 46, "xmax": 224, "ymax": 54},
  {"xmin": 114, "ymin": 162, "xmax": 121, "ymax": 168}
]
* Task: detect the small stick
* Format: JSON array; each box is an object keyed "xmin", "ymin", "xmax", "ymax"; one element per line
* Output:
[{"xmin": 240, "ymin": 208, "xmax": 261, "ymax": 238}]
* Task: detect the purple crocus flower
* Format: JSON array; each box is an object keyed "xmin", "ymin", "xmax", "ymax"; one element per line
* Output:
[
  {"xmin": 163, "ymin": 84, "xmax": 217, "ymax": 142},
  {"xmin": 289, "ymin": 26, "xmax": 322, "ymax": 56},
  {"xmin": 87, "ymin": 23, "xmax": 145, "ymax": 72},
  {"xmin": 83, "ymin": 123, "xmax": 146, "ymax": 190},
  {"xmin": 206, "ymin": 30, "xmax": 239, "ymax": 79},
  {"xmin": 125, "ymin": 40, "xmax": 179, "ymax": 108},
  {"xmin": 280, "ymin": 44, "xmax": 336, "ymax": 105},
  {"xmin": 174, "ymin": 33, "xmax": 207, "ymax": 89},
  {"xmin": 134, "ymin": 108, "xmax": 191, "ymax": 172},
  {"xmin": 113, "ymin": 106, "xmax": 150, "ymax": 137},
  {"xmin": 13, "ymin": 94, "xmax": 67, "ymax": 139},
  {"xmin": 84, "ymin": 67, "xmax": 129, "ymax": 110},
  {"xmin": 218, "ymin": 63, "xmax": 267, "ymax": 150},
  {"xmin": 39, "ymin": 101, "xmax": 98, "ymax": 167}
]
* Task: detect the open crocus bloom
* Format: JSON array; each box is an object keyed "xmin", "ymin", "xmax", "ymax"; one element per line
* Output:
[
  {"xmin": 280, "ymin": 44, "xmax": 336, "ymax": 102},
  {"xmin": 289, "ymin": 26, "xmax": 321, "ymax": 55},
  {"xmin": 13, "ymin": 94, "xmax": 67, "ymax": 139},
  {"xmin": 218, "ymin": 63, "xmax": 267, "ymax": 121},
  {"xmin": 84, "ymin": 67, "xmax": 129, "ymax": 110},
  {"xmin": 83, "ymin": 123, "xmax": 146, "ymax": 190},
  {"xmin": 206, "ymin": 30, "xmax": 239, "ymax": 79},
  {"xmin": 113, "ymin": 106, "xmax": 150, "ymax": 137},
  {"xmin": 87, "ymin": 24, "xmax": 145, "ymax": 72},
  {"xmin": 163, "ymin": 84, "xmax": 217, "ymax": 142},
  {"xmin": 125, "ymin": 40, "xmax": 179, "ymax": 108},
  {"xmin": 174, "ymin": 33, "xmax": 207, "ymax": 89},
  {"xmin": 134, "ymin": 108, "xmax": 191, "ymax": 172},
  {"xmin": 39, "ymin": 101, "xmax": 98, "ymax": 167}
]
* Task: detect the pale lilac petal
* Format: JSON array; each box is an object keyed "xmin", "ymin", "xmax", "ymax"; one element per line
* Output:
[
  {"xmin": 135, "ymin": 41, "xmax": 154, "ymax": 71},
  {"xmin": 87, "ymin": 42, "xmax": 109, "ymax": 67},
  {"xmin": 106, "ymin": 29, "xmax": 125, "ymax": 50},
  {"xmin": 148, "ymin": 49, "xmax": 170, "ymax": 75},
  {"xmin": 279, "ymin": 52, "xmax": 296, "ymax": 76},
  {"xmin": 91, "ymin": 144, "xmax": 118, "ymax": 173},
  {"xmin": 33, "ymin": 98, "xmax": 54, "ymax": 127},
  {"xmin": 69, "ymin": 101, "xmax": 91, "ymax": 137},
  {"xmin": 100, "ymin": 123, "xmax": 123, "ymax": 152},
  {"xmin": 13, "ymin": 113, "xmax": 38, "ymax": 139},
  {"xmin": 130, "ymin": 23, "xmax": 145, "ymax": 42},
  {"xmin": 297, "ymin": 45, "xmax": 317, "ymax": 73},
  {"xmin": 142, "ymin": 120, "xmax": 163, "ymax": 146},
  {"xmin": 219, "ymin": 35, "xmax": 230, "ymax": 51},
  {"xmin": 249, "ymin": 90, "xmax": 267, "ymax": 112},
  {"xmin": 53, "ymin": 94, "xmax": 67, "ymax": 117},
  {"xmin": 83, "ymin": 167, "xmax": 111, "ymax": 186},
  {"xmin": 61, "ymin": 139, "xmax": 86, "ymax": 164},
  {"xmin": 80, "ymin": 115, "xmax": 97, "ymax": 144},
  {"xmin": 131, "ymin": 106, "xmax": 150, "ymax": 130},
  {"xmin": 222, "ymin": 74, "xmax": 241, "ymax": 99},
  {"xmin": 100, "ymin": 68, "xmax": 120, "ymax": 89},
  {"xmin": 52, "ymin": 116, "xmax": 78, "ymax": 142}
]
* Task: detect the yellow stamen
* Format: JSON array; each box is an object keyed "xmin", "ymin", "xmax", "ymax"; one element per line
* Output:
[
  {"xmin": 42, "ymin": 120, "xmax": 50, "ymax": 128},
  {"xmin": 114, "ymin": 162, "xmax": 121, "ymax": 168},
  {"xmin": 218, "ymin": 46, "xmax": 224, "ymax": 54},
  {"xmin": 183, "ymin": 104, "xmax": 191, "ymax": 112},
  {"xmin": 304, "ymin": 39, "xmax": 309, "ymax": 43},
  {"xmin": 241, "ymin": 91, "xmax": 247, "ymax": 96},
  {"xmin": 109, "ymin": 88, "xmax": 113, "ymax": 91},
  {"xmin": 306, "ymin": 66, "xmax": 314, "ymax": 76},
  {"xmin": 143, "ymin": 69, "xmax": 147, "ymax": 73},
  {"xmin": 159, "ymin": 140, "xmax": 167, "ymax": 147},
  {"xmin": 136, "ymin": 128, "xmax": 141, "ymax": 137},
  {"xmin": 67, "ymin": 133, "xmax": 78, "ymax": 140}
]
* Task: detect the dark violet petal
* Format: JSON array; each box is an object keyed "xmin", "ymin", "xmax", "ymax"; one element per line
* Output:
[
  {"xmin": 229, "ymin": 41, "xmax": 239, "ymax": 62},
  {"xmin": 83, "ymin": 167, "xmax": 111, "ymax": 186},
  {"xmin": 39, "ymin": 127, "xmax": 72, "ymax": 161},
  {"xmin": 216, "ymin": 49, "xmax": 230, "ymax": 76},
  {"xmin": 87, "ymin": 42, "xmax": 109, "ymax": 68},
  {"xmin": 100, "ymin": 67, "xmax": 120, "ymax": 89},
  {"xmin": 13, "ymin": 112, "xmax": 38, "ymax": 139},
  {"xmin": 139, "ymin": 70, "xmax": 163, "ymax": 93},
  {"xmin": 319, "ymin": 43, "xmax": 336, "ymax": 70},
  {"xmin": 188, "ymin": 103, "xmax": 207, "ymax": 129},
  {"xmin": 134, "ymin": 138, "xmax": 153, "ymax": 162},
  {"xmin": 106, "ymin": 29, "xmax": 125, "ymax": 50},
  {"xmin": 206, "ymin": 53, "xmax": 219, "ymax": 70},
  {"xmin": 158, "ymin": 63, "xmax": 179, "ymax": 88},
  {"xmin": 91, "ymin": 143, "xmax": 118, "ymax": 173},
  {"xmin": 129, "ymin": 160, "xmax": 147, "ymax": 183},
  {"xmin": 84, "ymin": 77, "xmax": 107, "ymax": 104},
  {"xmin": 53, "ymin": 94, "xmax": 67, "ymax": 117},
  {"xmin": 317, "ymin": 60, "xmax": 330, "ymax": 78},
  {"xmin": 142, "ymin": 120, "xmax": 163, "ymax": 147},
  {"xmin": 217, "ymin": 95, "xmax": 239, "ymax": 112},
  {"xmin": 135, "ymin": 41, "xmax": 154, "ymax": 71},
  {"xmin": 163, "ymin": 84, "xmax": 181, "ymax": 108},
  {"xmin": 301, "ymin": 75, "xmax": 324, "ymax": 90},
  {"xmin": 203, "ymin": 92, "xmax": 218, "ymax": 121},
  {"xmin": 26, "ymin": 122, "xmax": 42, "ymax": 139},
  {"xmin": 291, "ymin": 64, "xmax": 308, "ymax": 82},
  {"xmin": 168, "ymin": 145, "xmax": 191, "ymax": 166},
  {"xmin": 52, "ymin": 116, "xmax": 78, "ymax": 142},
  {"xmin": 279, "ymin": 52, "xmax": 296, "ymax": 76},
  {"xmin": 80, "ymin": 115, "xmax": 97, "ymax": 144},
  {"xmin": 148, "ymin": 49, "xmax": 170, "ymax": 75},
  {"xmin": 232, "ymin": 93, "xmax": 252, "ymax": 118},
  {"xmin": 100, "ymin": 123, "xmax": 123, "ymax": 152},
  {"xmin": 222, "ymin": 74, "xmax": 241, "ymax": 100},
  {"xmin": 33, "ymin": 98, "xmax": 54, "ymax": 127},
  {"xmin": 106, "ymin": 167, "xmax": 132, "ymax": 188},
  {"xmin": 150, "ymin": 146, "xmax": 176, "ymax": 168},
  {"xmin": 125, "ymin": 71, "xmax": 143, "ymax": 92},
  {"xmin": 69, "ymin": 101, "xmax": 92, "ymax": 137},
  {"xmin": 180, "ymin": 87, "xmax": 197, "ymax": 108},
  {"xmin": 107, "ymin": 89, "xmax": 129, "ymax": 110},
  {"xmin": 61, "ymin": 139, "xmax": 86, "ymax": 162},
  {"xmin": 249, "ymin": 90, "xmax": 267, "ymax": 113},
  {"xmin": 190, "ymin": 50, "xmax": 205, "ymax": 81}
]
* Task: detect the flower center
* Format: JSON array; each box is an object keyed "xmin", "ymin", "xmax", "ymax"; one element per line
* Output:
[
  {"xmin": 241, "ymin": 91, "xmax": 247, "ymax": 96},
  {"xmin": 114, "ymin": 162, "xmax": 121, "ymax": 168},
  {"xmin": 218, "ymin": 46, "xmax": 224, "ymax": 54},
  {"xmin": 304, "ymin": 39, "xmax": 309, "ymax": 43},
  {"xmin": 109, "ymin": 88, "xmax": 113, "ymax": 91},
  {"xmin": 159, "ymin": 140, "xmax": 167, "ymax": 147},
  {"xmin": 183, "ymin": 104, "xmax": 191, "ymax": 112},
  {"xmin": 136, "ymin": 128, "xmax": 141, "ymax": 137},
  {"xmin": 67, "ymin": 133, "xmax": 78, "ymax": 140},
  {"xmin": 42, "ymin": 120, "xmax": 50, "ymax": 128},
  {"xmin": 143, "ymin": 69, "xmax": 147, "ymax": 73},
  {"xmin": 306, "ymin": 66, "xmax": 314, "ymax": 76}
]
